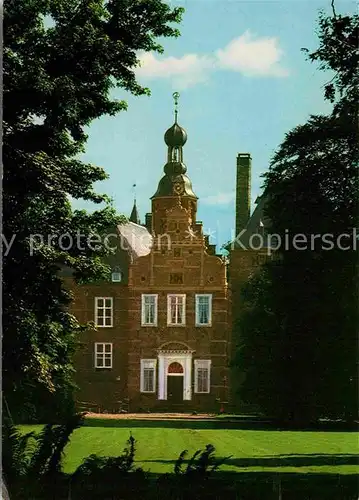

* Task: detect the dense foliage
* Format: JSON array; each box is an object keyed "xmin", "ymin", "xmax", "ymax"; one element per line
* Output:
[
  {"xmin": 233, "ymin": 10, "xmax": 358, "ymax": 423},
  {"xmin": 3, "ymin": 0, "xmax": 183, "ymax": 421}
]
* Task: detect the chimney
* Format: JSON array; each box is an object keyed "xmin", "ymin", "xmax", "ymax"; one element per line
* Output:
[
  {"xmin": 145, "ymin": 213, "xmax": 152, "ymax": 232},
  {"xmin": 235, "ymin": 153, "xmax": 251, "ymax": 236}
]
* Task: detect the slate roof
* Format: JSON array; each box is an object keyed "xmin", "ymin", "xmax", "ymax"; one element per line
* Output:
[
  {"xmin": 232, "ymin": 193, "xmax": 272, "ymax": 250},
  {"xmin": 59, "ymin": 221, "xmax": 153, "ymax": 281},
  {"xmin": 129, "ymin": 201, "xmax": 140, "ymax": 225},
  {"xmin": 116, "ymin": 221, "xmax": 153, "ymax": 260}
]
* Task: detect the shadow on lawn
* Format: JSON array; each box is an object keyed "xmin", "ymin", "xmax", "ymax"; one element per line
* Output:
[
  {"xmin": 83, "ymin": 417, "xmax": 359, "ymax": 432},
  {"xmin": 140, "ymin": 453, "xmax": 359, "ymax": 469}
]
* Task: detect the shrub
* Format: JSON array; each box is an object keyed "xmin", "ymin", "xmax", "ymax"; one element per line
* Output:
[
  {"xmin": 2, "ymin": 413, "xmax": 84, "ymax": 498},
  {"xmin": 155, "ymin": 444, "xmax": 232, "ymax": 500},
  {"xmin": 70, "ymin": 434, "xmax": 148, "ymax": 499}
]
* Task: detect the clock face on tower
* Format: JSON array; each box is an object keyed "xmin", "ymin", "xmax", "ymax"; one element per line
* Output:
[{"xmin": 173, "ymin": 182, "xmax": 184, "ymax": 195}]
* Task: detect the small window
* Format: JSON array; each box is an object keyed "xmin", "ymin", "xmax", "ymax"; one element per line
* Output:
[
  {"xmin": 174, "ymin": 248, "xmax": 181, "ymax": 258},
  {"xmin": 167, "ymin": 294, "xmax": 186, "ymax": 325},
  {"xmin": 195, "ymin": 294, "xmax": 212, "ymax": 326},
  {"xmin": 141, "ymin": 294, "xmax": 158, "ymax": 326},
  {"xmin": 111, "ymin": 270, "xmax": 122, "ymax": 282},
  {"xmin": 95, "ymin": 297, "xmax": 113, "ymax": 327},
  {"xmin": 140, "ymin": 359, "xmax": 156, "ymax": 392},
  {"xmin": 194, "ymin": 360, "xmax": 211, "ymax": 393},
  {"xmin": 95, "ymin": 343, "xmax": 113, "ymax": 368}
]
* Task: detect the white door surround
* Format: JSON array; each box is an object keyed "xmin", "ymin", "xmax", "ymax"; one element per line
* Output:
[{"xmin": 158, "ymin": 350, "xmax": 194, "ymax": 400}]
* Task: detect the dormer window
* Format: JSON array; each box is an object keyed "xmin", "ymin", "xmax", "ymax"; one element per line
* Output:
[{"xmin": 111, "ymin": 269, "xmax": 122, "ymax": 282}]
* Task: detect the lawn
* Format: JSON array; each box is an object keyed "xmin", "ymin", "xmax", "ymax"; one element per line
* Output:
[{"xmin": 20, "ymin": 418, "xmax": 359, "ymax": 476}]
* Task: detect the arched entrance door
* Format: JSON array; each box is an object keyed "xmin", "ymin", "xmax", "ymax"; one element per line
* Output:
[
  {"xmin": 167, "ymin": 362, "xmax": 184, "ymax": 404},
  {"xmin": 157, "ymin": 348, "xmax": 193, "ymax": 401}
]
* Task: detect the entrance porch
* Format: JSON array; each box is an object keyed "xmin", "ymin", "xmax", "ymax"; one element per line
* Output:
[{"xmin": 158, "ymin": 349, "xmax": 193, "ymax": 401}]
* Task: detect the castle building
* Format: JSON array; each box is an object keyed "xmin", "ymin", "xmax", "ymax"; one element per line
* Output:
[
  {"xmin": 66, "ymin": 94, "xmax": 270, "ymax": 414},
  {"xmin": 68, "ymin": 98, "xmax": 233, "ymax": 413}
]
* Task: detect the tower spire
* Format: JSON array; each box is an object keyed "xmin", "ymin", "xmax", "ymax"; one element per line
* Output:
[
  {"xmin": 152, "ymin": 93, "xmax": 197, "ymax": 200},
  {"xmin": 129, "ymin": 183, "xmax": 140, "ymax": 224},
  {"xmin": 173, "ymin": 91, "xmax": 180, "ymax": 124}
]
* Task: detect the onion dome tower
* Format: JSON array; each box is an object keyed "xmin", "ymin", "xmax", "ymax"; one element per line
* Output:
[
  {"xmin": 151, "ymin": 93, "xmax": 198, "ymax": 236},
  {"xmin": 152, "ymin": 92, "xmax": 197, "ymax": 199}
]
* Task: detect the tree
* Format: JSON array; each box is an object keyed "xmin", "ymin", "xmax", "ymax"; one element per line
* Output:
[
  {"xmin": 233, "ymin": 9, "xmax": 358, "ymax": 424},
  {"xmin": 3, "ymin": 0, "xmax": 184, "ymax": 421}
]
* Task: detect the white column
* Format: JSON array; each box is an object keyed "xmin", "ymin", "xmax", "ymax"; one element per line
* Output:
[
  {"xmin": 158, "ymin": 355, "xmax": 166, "ymax": 400},
  {"xmin": 183, "ymin": 354, "xmax": 192, "ymax": 400}
]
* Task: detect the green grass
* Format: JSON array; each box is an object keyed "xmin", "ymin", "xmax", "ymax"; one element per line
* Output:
[{"xmin": 20, "ymin": 418, "xmax": 359, "ymax": 475}]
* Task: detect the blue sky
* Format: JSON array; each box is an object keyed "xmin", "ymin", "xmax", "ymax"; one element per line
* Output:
[{"xmin": 75, "ymin": 0, "xmax": 354, "ymax": 249}]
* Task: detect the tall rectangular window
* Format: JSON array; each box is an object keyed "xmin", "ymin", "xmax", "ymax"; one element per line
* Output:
[
  {"xmin": 140, "ymin": 359, "xmax": 156, "ymax": 393},
  {"xmin": 95, "ymin": 297, "xmax": 113, "ymax": 327},
  {"xmin": 195, "ymin": 294, "xmax": 212, "ymax": 326},
  {"xmin": 167, "ymin": 294, "xmax": 186, "ymax": 325},
  {"xmin": 95, "ymin": 343, "xmax": 113, "ymax": 368},
  {"xmin": 141, "ymin": 294, "xmax": 158, "ymax": 326},
  {"xmin": 194, "ymin": 360, "xmax": 211, "ymax": 393}
]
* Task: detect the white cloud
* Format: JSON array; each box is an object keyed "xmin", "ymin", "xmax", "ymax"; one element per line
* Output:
[
  {"xmin": 201, "ymin": 192, "xmax": 236, "ymax": 206},
  {"xmin": 136, "ymin": 52, "xmax": 214, "ymax": 89},
  {"xmin": 216, "ymin": 31, "xmax": 289, "ymax": 77},
  {"xmin": 135, "ymin": 31, "xmax": 288, "ymax": 89}
]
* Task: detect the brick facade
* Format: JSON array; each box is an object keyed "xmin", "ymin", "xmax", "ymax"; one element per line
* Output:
[
  {"xmin": 68, "ymin": 116, "xmax": 232, "ymax": 413},
  {"xmin": 67, "ymin": 108, "xmax": 269, "ymax": 414}
]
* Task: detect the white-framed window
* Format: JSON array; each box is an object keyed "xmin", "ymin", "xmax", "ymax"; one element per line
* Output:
[
  {"xmin": 95, "ymin": 343, "xmax": 113, "ymax": 368},
  {"xmin": 195, "ymin": 294, "xmax": 212, "ymax": 326},
  {"xmin": 111, "ymin": 270, "xmax": 122, "ymax": 282},
  {"xmin": 95, "ymin": 297, "xmax": 113, "ymax": 327},
  {"xmin": 140, "ymin": 359, "xmax": 156, "ymax": 393},
  {"xmin": 194, "ymin": 360, "xmax": 211, "ymax": 393},
  {"xmin": 167, "ymin": 294, "xmax": 186, "ymax": 325},
  {"xmin": 141, "ymin": 294, "xmax": 158, "ymax": 326}
]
